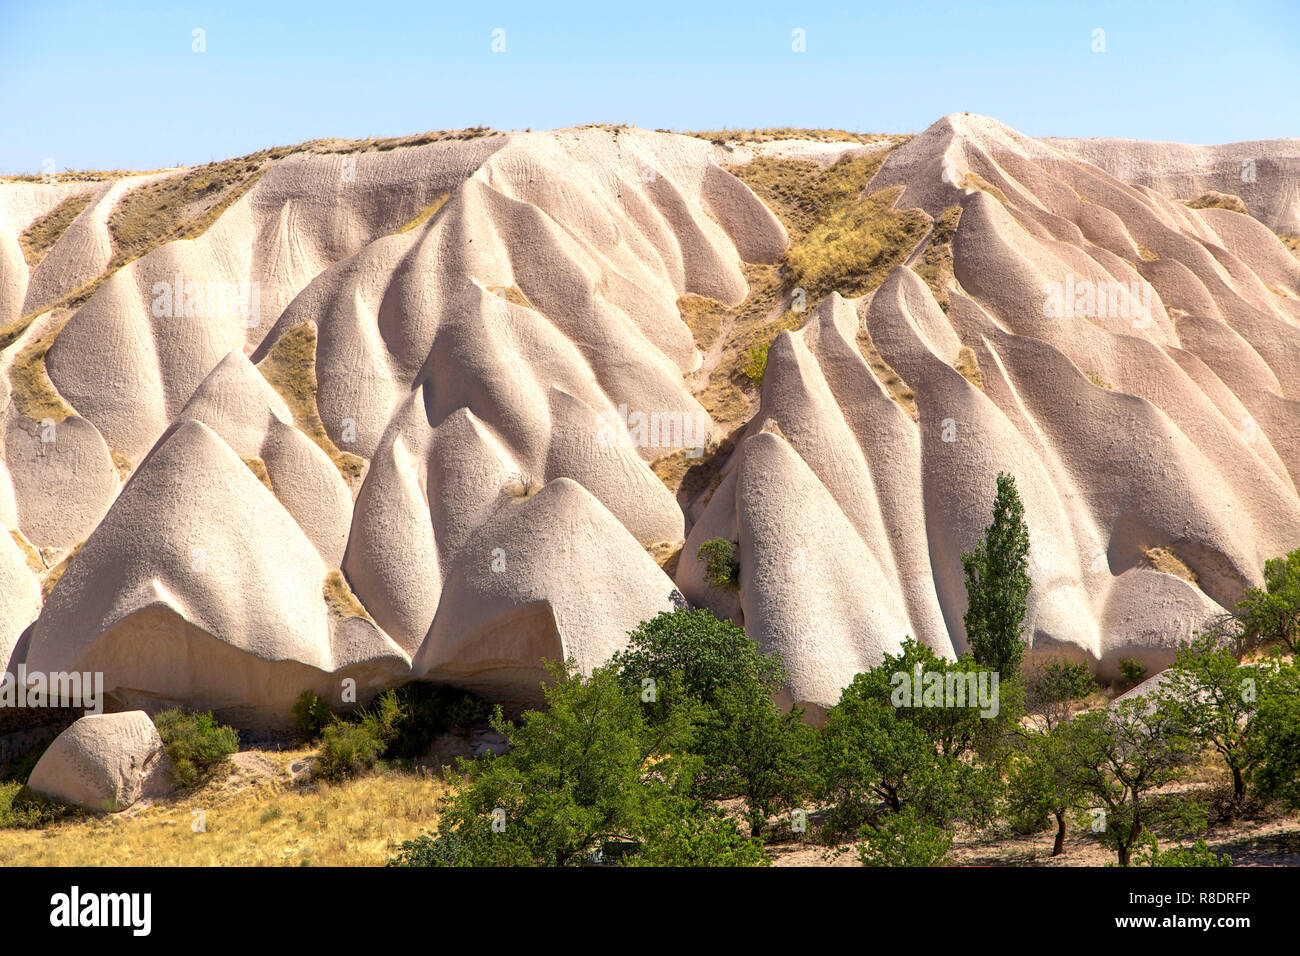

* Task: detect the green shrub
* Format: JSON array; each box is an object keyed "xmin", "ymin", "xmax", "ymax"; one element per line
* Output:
[
  {"xmin": 625, "ymin": 798, "xmax": 770, "ymax": 866},
  {"xmin": 153, "ymin": 709, "xmax": 239, "ymax": 789},
  {"xmin": 0, "ymin": 780, "xmax": 78, "ymax": 829},
  {"xmin": 387, "ymin": 830, "xmax": 466, "ymax": 867},
  {"xmin": 1130, "ymin": 834, "xmax": 1232, "ymax": 867},
  {"xmin": 367, "ymin": 683, "xmax": 491, "ymax": 761},
  {"xmin": 856, "ymin": 807, "xmax": 953, "ymax": 867},
  {"xmin": 316, "ymin": 721, "xmax": 384, "ymax": 781},
  {"xmin": 697, "ymin": 538, "xmax": 740, "ymax": 590},
  {"xmin": 292, "ymin": 691, "xmax": 333, "ymax": 742},
  {"xmin": 1119, "ymin": 658, "xmax": 1147, "ymax": 689},
  {"xmin": 743, "ymin": 344, "xmax": 768, "ymax": 384}
]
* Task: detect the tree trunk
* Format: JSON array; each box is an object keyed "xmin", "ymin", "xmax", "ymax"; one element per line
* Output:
[
  {"xmin": 1232, "ymin": 765, "xmax": 1245, "ymax": 805},
  {"xmin": 1052, "ymin": 811, "xmax": 1066, "ymax": 856}
]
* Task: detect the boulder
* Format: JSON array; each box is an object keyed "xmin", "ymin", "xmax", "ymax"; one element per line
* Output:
[{"xmin": 27, "ymin": 711, "xmax": 172, "ymax": 811}]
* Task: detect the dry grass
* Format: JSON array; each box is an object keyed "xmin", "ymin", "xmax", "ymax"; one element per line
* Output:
[
  {"xmin": 485, "ymin": 284, "xmax": 534, "ymax": 310},
  {"xmin": 241, "ymin": 456, "xmax": 274, "ymax": 492},
  {"xmin": 1, "ymin": 169, "xmax": 156, "ymax": 184},
  {"xmin": 675, "ymin": 141, "xmax": 923, "ymax": 452},
  {"xmin": 643, "ymin": 541, "xmax": 683, "ymax": 577},
  {"xmin": 0, "ymin": 159, "xmax": 267, "ymax": 346},
  {"xmin": 1137, "ymin": 244, "xmax": 1161, "ymax": 261},
  {"xmin": 256, "ymin": 323, "xmax": 367, "ymax": 489},
  {"xmin": 395, "ymin": 194, "xmax": 449, "ymax": 234},
  {"xmin": 955, "ymin": 345, "xmax": 985, "ymax": 391},
  {"xmin": 323, "ymin": 569, "xmax": 374, "ymax": 622},
  {"xmin": 0, "ymin": 756, "xmax": 446, "ymax": 866},
  {"xmin": 1184, "ymin": 191, "xmax": 1250, "ymax": 215},
  {"xmin": 41, "ymin": 541, "xmax": 83, "ymax": 600},
  {"xmin": 963, "ymin": 171, "xmax": 1008, "ymax": 204},
  {"xmin": 8, "ymin": 529, "xmax": 45, "ymax": 576},
  {"xmin": 502, "ymin": 474, "xmax": 541, "ymax": 499},
  {"xmin": 9, "ymin": 316, "xmax": 75, "ymax": 424},
  {"xmin": 914, "ymin": 205, "xmax": 962, "ymax": 311},
  {"xmin": 685, "ymin": 128, "xmax": 891, "ymax": 146},
  {"xmin": 1086, "ymin": 370, "xmax": 1114, "ymax": 390},
  {"xmin": 19, "ymin": 193, "xmax": 93, "ymax": 269},
  {"xmin": 779, "ymin": 179, "xmax": 927, "ymax": 301},
  {"xmin": 856, "ymin": 324, "xmax": 918, "ymax": 421},
  {"xmin": 108, "ymin": 160, "xmax": 266, "ymax": 270},
  {"xmin": 110, "ymin": 448, "xmax": 133, "ymax": 480},
  {"xmin": 1278, "ymin": 234, "xmax": 1300, "ymax": 258},
  {"xmin": 689, "ymin": 264, "xmax": 789, "ymax": 432},
  {"xmin": 1143, "ymin": 546, "xmax": 1198, "ymax": 585},
  {"xmin": 677, "ymin": 294, "xmax": 730, "ymax": 352}
]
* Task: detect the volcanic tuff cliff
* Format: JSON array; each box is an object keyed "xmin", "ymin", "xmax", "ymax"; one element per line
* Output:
[{"xmin": 1, "ymin": 115, "xmax": 1298, "ymax": 727}]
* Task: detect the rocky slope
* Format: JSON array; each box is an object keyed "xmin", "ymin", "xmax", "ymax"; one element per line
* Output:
[{"xmin": 1, "ymin": 116, "xmax": 1297, "ymax": 727}]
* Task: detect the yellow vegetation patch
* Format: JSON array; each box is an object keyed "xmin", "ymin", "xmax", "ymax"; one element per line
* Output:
[
  {"xmin": 915, "ymin": 205, "xmax": 962, "ymax": 312},
  {"xmin": 256, "ymin": 323, "xmax": 367, "ymax": 488},
  {"xmin": 856, "ymin": 324, "xmax": 918, "ymax": 421},
  {"xmin": 734, "ymin": 151, "xmax": 927, "ymax": 303},
  {"xmin": 108, "ymin": 161, "xmax": 267, "ymax": 270},
  {"xmin": 395, "ymin": 193, "xmax": 449, "ymax": 234},
  {"xmin": 686, "ymin": 128, "xmax": 895, "ymax": 146},
  {"xmin": 1138, "ymin": 244, "xmax": 1161, "ymax": 261},
  {"xmin": 323, "ymin": 569, "xmax": 373, "ymax": 621},
  {"xmin": 963, "ymin": 171, "xmax": 1008, "ymax": 204},
  {"xmin": 677, "ymin": 294, "xmax": 730, "ymax": 352},
  {"xmin": 109, "ymin": 448, "xmax": 133, "ymax": 480},
  {"xmin": 644, "ymin": 541, "xmax": 683, "ymax": 577},
  {"xmin": 41, "ymin": 541, "xmax": 84, "ymax": 600},
  {"xmin": 1086, "ymin": 370, "xmax": 1114, "ymax": 390},
  {"xmin": 19, "ymin": 193, "xmax": 93, "ymax": 269},
  {"xmin": 1143, "ymin": 546, "xmax": 1198, "ymax": 585},
  {"xmin": 485, "ymin": 284, "xmax": 533, "ymax": 310},
  {"xmin": 242, "ymin": 456, "xmax": 274, "ymax": 493},
  {"xmin": 955, "ymin": 345, "xmax": 985, "ymax": 391},
  {"xmin": 8, "ymin": 529, "xmax": 45, "ymax": 576},
  {"xmin": 651, "ymin": 449, "xmax": 697, "ymax": 492},
  {"xmin": 9, "ymin": 317, "xmax": 75, "ymax": 424},
  {"xmin": 1278, "ymin": 234, "xmax": 1300, "ymax": 258},
  {"xmin": 1184, "ymin": 192, "xmax": 1250, "ymax": 215},
  {"xmin": 502, "ymin": 473, "xmax": 541, "ymax": 500},
  {"xmin": 0, "ymin": 760, "xmax": 445, "ymax": 866}
]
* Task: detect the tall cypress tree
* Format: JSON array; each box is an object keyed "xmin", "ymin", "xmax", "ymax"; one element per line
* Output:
[{"xmin": 962, "ymin": 472, "xmax": 1031, "ymax": 677}]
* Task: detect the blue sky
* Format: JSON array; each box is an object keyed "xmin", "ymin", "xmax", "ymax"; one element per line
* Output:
[{"xmin": 1, "ymin": 0, "xmax": 1296, "ymax": 173}]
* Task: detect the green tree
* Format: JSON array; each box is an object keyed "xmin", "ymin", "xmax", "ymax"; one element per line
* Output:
[
  {"xmin": 1025, "ymin": 659, "xmax": 1095, "ymax": 731},
  {"xmin": 1247, "ymin": 660, "xmax": 1300, "ymax": 811},
  {"xmin": 405, "ymin": 660, "xmax": 697, "ymax": 867},
  {"xmin": 694, "ymin": 684, "xmax": 818, "ymax": 838},
  {"xmin": 962, "ymin": 472, "xmax": 1032, "ymax": 679},
  {"xmin": 612, "ymin": 608, "xmax": 814, "ymax": 839},
  {"xmin": 1006, "ymin": 727, "xmax": 1088, "ymax": 856},
  {"xmin": 611, "ymin": 608, "xmax": 783, "ymax": 716},
  {"xmin": 1054, "ymin": 699, "xmax": 1198, "ymax": 866},
  {"xmin": 818, "ymin": 640, "xmax": 1006, "ymax": 837},
  {"xmin": 1237, "ymin": 549, "xmax": 1300, "ymax": 653},
  {"xmin": 1159, "ymin": 631, "xmax": 1267, "ymax": 806}
]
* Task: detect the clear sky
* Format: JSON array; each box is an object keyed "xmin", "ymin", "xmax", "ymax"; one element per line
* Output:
[{"xmin": 1, "ymin": 0, "xmax": 1297, "ymax": 174}]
